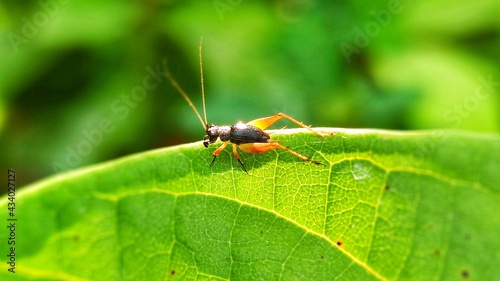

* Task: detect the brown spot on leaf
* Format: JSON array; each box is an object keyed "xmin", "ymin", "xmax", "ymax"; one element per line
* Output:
[
  {"xmin": 433, "ymin": 249, "xmax": 441, "ymax": 256},
  {"xmin": 384, "ymin": 185, "xmax": 389, "ymax": 190},
  {"xmin": 171, "ymin": 270, "xmax": 176, "ymax": 276},
  {"xmin": 461, "ymin": 270, "xmax": 469, "ymax": 279},
  {"xmin": 336, "ymin": 240, "xmax": 343, "ymax": 247}
]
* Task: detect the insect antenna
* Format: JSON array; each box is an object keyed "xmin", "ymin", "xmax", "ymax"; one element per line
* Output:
[
  {"xmin": 199, "ymin": 37, "xmax": 209, "ymax": 127},
  {"xmin": 164, "ymin": 44, "xmax": 208, "ymax": 130}
]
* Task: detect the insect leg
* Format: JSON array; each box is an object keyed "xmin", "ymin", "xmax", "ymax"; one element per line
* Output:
[
  {"xmin": 238, "ymin": 142, "xmax": 323, "ymax": 165},
  {"xmin": 232, "ymin": 144, "xmax": 248, "ymax": 173},
  {"xmin": 246, "ymin": 112, "xmax": 329, "ymax": 137},
  {"xmin": 210, "ymin": 142, "xmax": 229, "ymax": 166}
]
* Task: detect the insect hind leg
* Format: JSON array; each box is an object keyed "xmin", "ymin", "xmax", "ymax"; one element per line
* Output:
[
  {"xmin": 247, "ymin": 112, "xmax": 329, "ymax": 137},
  {"xmin": 238, "ymin": 142, "xmax": 323, "ymax": 165},
  {"xmin": 274, "ymin": 143, "xmax": 323, "ymax": 165}
]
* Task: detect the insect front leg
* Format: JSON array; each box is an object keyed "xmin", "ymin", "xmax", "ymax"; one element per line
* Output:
[
  {"xmin": 209, "ymin": 142, "xmax": 248, "ymax": 173},
  {"xmin": 246, "ymin": 112, "xmax": 329, "ymax": 137},
  {"xmin": 210, "ymin": 142, "xmax": 229, "ymax": 166}
]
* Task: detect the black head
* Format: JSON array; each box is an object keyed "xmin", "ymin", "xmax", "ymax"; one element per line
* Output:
[{"xmin": 203, "ymin": 124, "xmax": 219, "ymax": 147}]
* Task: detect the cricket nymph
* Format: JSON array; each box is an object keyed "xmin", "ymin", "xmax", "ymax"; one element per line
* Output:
[
  {"xmin": 203, "ymin": 122, "xmax": 270, "ymax": 148},
  {"xmin": 166, "ymin": 37, "xmax": 328, "ymax": 173}
]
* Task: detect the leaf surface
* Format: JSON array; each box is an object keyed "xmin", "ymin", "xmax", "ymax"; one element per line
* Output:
[{"xmin": 1, "ymin": 128, "xmax": 499, "ymax": 280}]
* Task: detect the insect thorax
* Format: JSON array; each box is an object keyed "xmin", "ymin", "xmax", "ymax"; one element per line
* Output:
[{"xmin": 217, "ymin": 126, "xmax": 232, "ymax": 142}]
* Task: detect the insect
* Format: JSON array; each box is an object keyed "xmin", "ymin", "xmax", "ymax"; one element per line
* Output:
[{"xmin": 165, "ymin": 38, "xmax": 327, "ymax": 173}]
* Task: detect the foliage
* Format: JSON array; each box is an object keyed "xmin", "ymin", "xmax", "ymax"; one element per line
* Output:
[
  {"xmin": 1, "ymin": 129, "xmax": 499, "ymax": 280},
  {"xmin": 1, "ymin": 0, "xmax": 499, "ymax": 185}
]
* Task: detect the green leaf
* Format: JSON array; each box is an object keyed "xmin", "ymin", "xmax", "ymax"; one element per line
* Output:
[{"xmin": 2, "ymin": 129, "xmax": 499, "ymax": 280}]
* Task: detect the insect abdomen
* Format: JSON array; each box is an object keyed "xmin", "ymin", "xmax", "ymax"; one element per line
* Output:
[{"xmin": 230, "ymin": 123, "xmax": 270, "ymax": 144}]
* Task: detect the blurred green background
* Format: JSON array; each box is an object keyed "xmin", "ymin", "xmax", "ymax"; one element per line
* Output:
[{"xmin": 1, "ymin": 0, "xmax": 499, "ymax": 186}]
